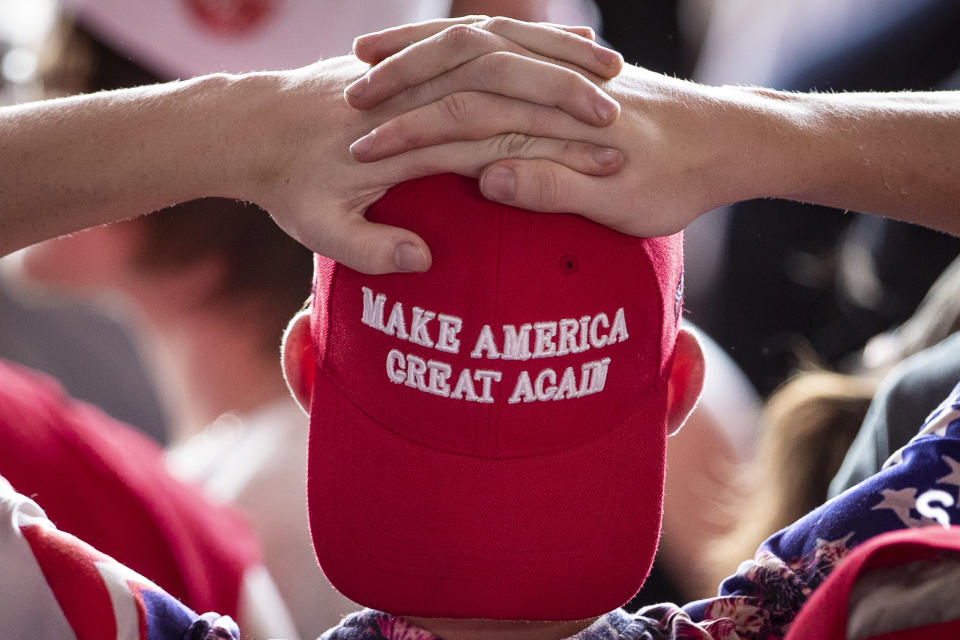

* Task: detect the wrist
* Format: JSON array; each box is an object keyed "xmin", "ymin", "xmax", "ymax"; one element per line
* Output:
[
  {"xmin": 179, "ymin": 71, "xmax": 281, "ymax": 203},
  {"xmin": 612, "ymin": 73, "xmax": 784, "ymax": 215},
  {"xmin": 103, "ymin": 72, "xmax": 261, "ymax": 208},
  {"xmin": 210, "ymin": 62, "xmax": 356, "ymax": 212},
  {"xmin": 706, "ymin": 85, "xmax": 835, "ymax": 206}
]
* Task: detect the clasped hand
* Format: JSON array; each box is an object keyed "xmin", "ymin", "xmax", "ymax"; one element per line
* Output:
[{"xmin": 344, "ymin": 16, "xmax": 740, "ymax": 247}]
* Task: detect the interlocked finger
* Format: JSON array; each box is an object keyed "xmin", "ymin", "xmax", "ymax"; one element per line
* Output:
[
  {"xmin": 345, "ymin": 20, "xmax": 620, "ymax": 110},
  {"xmin": 479, "ymin": 17, "xmax": 614, "ymax": 72},
  {"xmin": 351, "ymin": 90, "xmax": 612, "ymax": 162},
  {"xmin": 368, "ymin": 52, "xmax": 619, "ymax": 139},
  {"xmin": 374, "ymin": 135, "xmax": 623, "ymax": 196},
  {"xmin": 353, "ymin": 16, "xmax": 597, "ymax": 64},
  {"xmin": 479, "ymin": 159, "xmax": 604, "ymax": 218}
]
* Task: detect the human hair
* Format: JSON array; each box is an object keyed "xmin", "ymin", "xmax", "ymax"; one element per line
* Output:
[
  {"xmin": 706, "ymin": 370, "xmax": 875, "ymax": 584},
  {"xmin": 706, "ymin": 253, "xmax": 960, "ymax": 585},
  {"xmin": 42, "ymin": 18, "xmax": 312, "ymax": 354},
  {"xmin": 132, "ymin": 198, "xmax": 312, "ymax": 352}
]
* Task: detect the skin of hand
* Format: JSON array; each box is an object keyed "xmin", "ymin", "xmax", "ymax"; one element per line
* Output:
[
  {"xmin": 252, "ymin": 22, "xmax": 624, "ymax": 274},
  {"xmin": 349, "ymin": 19, "xmax": 960, "ymax": 239},
  {"xmin": 0, "ymin": 20, "xmax": 623, "ymax": 274},
  {"xmin": 348, "ymin": 25, "xmax": 732, "ymax": 237}
]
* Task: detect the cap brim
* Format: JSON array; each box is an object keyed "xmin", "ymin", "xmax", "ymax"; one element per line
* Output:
[{"xmin": 307, "ymin": 366, "xmax": 667, "ymax": 621}]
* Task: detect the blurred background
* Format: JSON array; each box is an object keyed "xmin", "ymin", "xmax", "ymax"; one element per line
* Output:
[{"xmin": 1, "ymin": 0, "xmax": 959, "ymax": 635}]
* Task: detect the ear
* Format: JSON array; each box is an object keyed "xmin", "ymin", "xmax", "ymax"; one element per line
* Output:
[
  {"xmin": 281, "ymin": 310, "xmax": 315, "ymax": 414},
  {"xmin": 666, "ymin": 328, "xmax": 705, "ymax": 436}
]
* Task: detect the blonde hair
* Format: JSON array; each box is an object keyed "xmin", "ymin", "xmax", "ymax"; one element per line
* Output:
[{"xmin": 706, "ymin": 370, "xmax": 876, "ymax": 585}]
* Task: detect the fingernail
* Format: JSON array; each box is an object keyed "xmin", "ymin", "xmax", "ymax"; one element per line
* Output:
[
  {"xmin": 394, "ymin": 243, "xmax": 428, "ymax": 272},
  {"xmin": 354, "ymin": 32, "xmax": 379, "ymax": 49},
  {"xmin": 482, "ymin": 167, "xmax": 516, "ymax": 202},
  {"xmin": 344, "ymin": 76, "xmax": 368, "ymax": 100},
  {"xmin": 594, "ymin": 94, "xmax": 619, "ymax": 122},
  {"xmin": 594, "ymin": 46, "xmax": 618, "ymax": 65},
  {"xmin": 350, "ymin": 130, "xmax": 376, "ymax": 156},
  {"xmin": 593, "ymin": 147, "xmax": 621, "ymax": 167}
]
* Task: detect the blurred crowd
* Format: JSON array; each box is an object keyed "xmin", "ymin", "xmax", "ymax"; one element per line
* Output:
[{"xmin": 1, "ymin": 1, "xmax": 959, "ymax": 639}]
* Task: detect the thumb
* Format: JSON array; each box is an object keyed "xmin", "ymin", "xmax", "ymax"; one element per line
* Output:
[
  {"xmin": 479, "ymin": 159, "xmax": 600, "ymax": 218},
  {"xmin": 312, "ymin": 214, "xmax": 432, "ymax": 275}
]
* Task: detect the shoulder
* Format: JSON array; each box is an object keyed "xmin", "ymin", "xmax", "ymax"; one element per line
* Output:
[{"xmin": 0, "ymin": 476, "xmax": 232, "ymax": 640}]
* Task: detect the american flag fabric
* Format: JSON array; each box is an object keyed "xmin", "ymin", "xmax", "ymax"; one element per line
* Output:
[
  {"xmin": 681, "ymin": 379, "xmax": 960, "ymax": 637},
  {"xmin": 0, "ymin": 476, "xmax": 239, "ymax": 640},
  {"xmin": 0, "ymin": 359, "xmax": 260, "ymax": 619}
]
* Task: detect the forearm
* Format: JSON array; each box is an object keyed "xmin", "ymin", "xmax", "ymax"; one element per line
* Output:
[
  {"xmin": 720, "ymin": 86, "xmax": 960, "ymax": 233},
  {"xmin": 344, "ymin": 20, "xmax": 960, "ymax": 238},
  {"xmin": 0, "ymin": 73, "xmax": 255, "ymax": 257},
  {"xmin": 1, "ymin": 22, "xmax": 623, "ymax": 274}
]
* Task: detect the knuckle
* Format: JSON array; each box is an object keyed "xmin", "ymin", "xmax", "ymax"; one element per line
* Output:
[
  {"xmin": 560, "ymin": 139, "xmax": 580, "ymax": 162},
  {"xmin": 496, "ymin": 132, "xmax": 535, "ymax": 157},
  {"xmin": 438, "ymin": 93, "xmax": 471, "ymax": 124},
  {"xmin": 533, "ymin": 166, "xmax": 563, "ymax": 209},
  {"xmin": 472, "ymin": 51, "xmax": 496, "ymax": 76},
  {"xmin": 347, "ymin": 236, "xmax": 383, "ymax": 274},
  {"xmin": 525, "ymin": 107, "xmax": 551, "ymax": 137},
  {"xmin": 559, "ymin": 67, "xmax": 592, "ymax": 94},
  {"xmin": 474, "ymin": 51, "xmax": 513, "ymax": 83},
  {"xmin": 439, "ymin": 24, "xmax": 481, "ymax": 47},
  {"xmin": 481, "ymin": 16, "xmax": 514, "ymax": 33}
]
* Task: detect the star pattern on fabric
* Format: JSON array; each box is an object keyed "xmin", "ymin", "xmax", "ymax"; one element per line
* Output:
[
  {"xmin": 937, "ymin": 456, "xmax": 960, "ymax": 488},
  {"xmin": 798, "ymin": 532, "xmax": 855, "ymax": 583},
  {"xmin": 811, "ymin": 532, "xmax": 855, "ymax": 558},
  {"xmin": 873, "ymin": 487, "xmax": 918, "ymax": 516},
  {"xmin": 872, "ymin": 487, "xmax": 940, "ymax": 528},
  {"xmin": 931, "ymin": 416, "xmax": 957, "ymax": 438}
]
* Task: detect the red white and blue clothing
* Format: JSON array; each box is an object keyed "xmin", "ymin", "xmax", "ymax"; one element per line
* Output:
[
  {"xmin": 0, "ymin": 474, "xmax": 238, "ymax": 640},
  {"xmin": 5, "ymin": 363, "xmax": 960, "ymax": 639},
  {"xmin": 0, "ymin": 359, "xmax": 265, "ymax": 638},
  {"xmin": 0, "ymin": 359, "xmax": 261, "ymax": 618}
]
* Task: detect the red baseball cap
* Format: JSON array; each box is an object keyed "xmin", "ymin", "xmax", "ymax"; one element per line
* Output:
[
  {"xmin": 786, "ymin": 526, "xmax": 960, "ymax": 640},
  {"xmin": 307, "ymin": 174, "xmax": 684, "ymax": 620}
]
